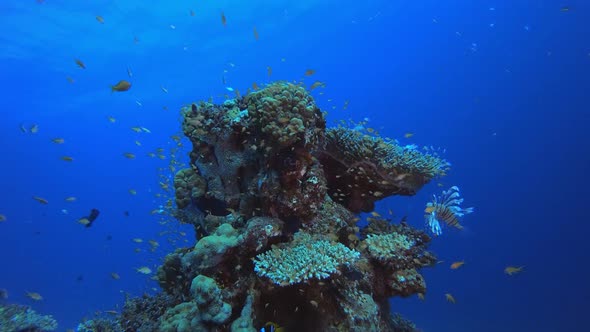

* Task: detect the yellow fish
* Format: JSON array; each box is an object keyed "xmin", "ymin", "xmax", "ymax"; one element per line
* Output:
[
  {"xmin": 445, "ymin": 293, "xmax": 456, "ymax": 304},
  {"xmin": 30, "ymin": 124, "xmax": 39, "ymax": 134},
  {"xmin": 134, "ymin": 140, "xmax": 141, "ymax": 146},
  {"xmin": 61, "ymin": 156, "xmax": 74, "ymax": 162},
  {"xmin": 51, "ymin": 138, "xmax": 65, "ymax": 144},
  {"xmin": 64, "ymin": 196, "xmax": 77, "ymax": 202},
  {"xmin": 131, "ymin": 127, "xmax": 142, "ymax": 133},
  {"xmin": 77, "ymin": 218, "xmax": 90, "ymax": 226},
  {"xmin": 33, "ymin": 196, "xmax": 48, "ymax": 204},
  {"xmin": 26, "ymin": 292, "xmax": 43, "ymax": 301},
  {"xmin": 450, "ymin": 261, "xmax": 465, "ymax": 270},
  {"xmin": 132, "ymin": 238, "xmax": 143, "ymax": 243},
  {"xmin": 111, "ymin": 80, "xmax": 131, "ymax": 92},
  {"xmin": 136, "ymin": 266, "xmax": 152, "ymax": 274},
  {"xmin": 75, "ymin": 59, "xmax": 86, "ymax": 69},
  {"xmin": 310, "ymin": 81, "xmax": 325, "ymax": 91},
  {"xmin": 504, "ymin": 266, "xmax": 524, "ymax": 276},
  {"xmin": 123, "ymin": 153, "xmax": 136, "ymax": 159},
  {"xmin": 107, "ymin": 116, "xmax": 116, "ymax": 123},
  {"xmin": 404, "ymin": 132, "xmax": 414, "ymax": 138},
  {"xmin": 128, "ymin": 189, "xmax": 137, "ymax": 195},
  {"xmin": 96, "ymin": 15, "xmax": 104, "ymax": 24}
]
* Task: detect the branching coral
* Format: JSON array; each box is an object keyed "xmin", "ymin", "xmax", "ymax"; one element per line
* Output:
[
  {"xmin": 253, "ymin": 232, "xmax": 360, "ymax": 285},
  {"xmin": 0, "ymin": 304, "xmax": 57, "ymax": 331}
]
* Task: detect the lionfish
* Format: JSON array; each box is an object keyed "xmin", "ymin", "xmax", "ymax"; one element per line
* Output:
[{"xmin": 425, "ymin": 186, "xmax": 474, "ymax": 235}]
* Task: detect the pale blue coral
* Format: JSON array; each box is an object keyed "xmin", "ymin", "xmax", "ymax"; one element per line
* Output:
[{"xmin": 253, "ymin": 236, "xmax": 360, "ymax": 285}]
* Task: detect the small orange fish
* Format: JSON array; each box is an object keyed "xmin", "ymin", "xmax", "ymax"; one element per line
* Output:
[
  {"xmin": 75, "ymin": 59, "xmax": 86, "ymax": 69},
  {"xmin": 304, "ymin": 69, "xmax": 315, "ymax": 76},
  {"xmin": 445, "ymin": 293, "xmax": 455, "ymax": 304},
  {"xmin": 221, "ymin": 12, "xmax": 227, "ymax": 26},
  {"xmin": 33, "ymin": 196, "xmax": 48, "ymax": 204},
  {"xmin": 253, "ymin": 26, "xmax": 259, "ymax": 40},
  {"xmin": 504, "ymin": 266, "xmax": 524, "ymax": 276},
  {"xmin": 450, "ymin": 261, "xmax": 465, "ymax": 270},
  {"xmin": 96, "ymin": 15, "xmax": 104, "ymax": 24},
  {"xmin": 111, "ymin": 80, "xmax": 131, "ymax": 92}
]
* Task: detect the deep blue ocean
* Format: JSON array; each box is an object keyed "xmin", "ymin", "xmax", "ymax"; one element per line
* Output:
[{"xmin": 1, "ymin": 1, "xmax": 589, "ymax": 331}]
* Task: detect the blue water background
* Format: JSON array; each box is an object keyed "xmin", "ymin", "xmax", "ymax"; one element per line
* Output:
[{"xmin": 0, "ymin": 1, "xmax": 589, "ymax": 331}]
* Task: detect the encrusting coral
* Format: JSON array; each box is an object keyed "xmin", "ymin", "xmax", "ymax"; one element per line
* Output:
[{"xmin": 117, "ymin": 81, "xmax": 449, "ymax": 331}]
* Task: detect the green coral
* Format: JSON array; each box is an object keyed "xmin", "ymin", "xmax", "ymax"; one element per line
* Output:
[
  {"xmin": 230, "ymin": 295, "xmax": 256, "ymax": 332},
  {"xmin": 173, "ymin": 168, "xmax": 206, "ymax": 209},
  {"xmin": 191, "ymin": 275, "xmax": 232, "ymax": 324},
  {"xmin": 364, "ymin": 233, "xmax": 415, "ymax": 261},
  {"xmin": 244, "ymin": 82, "xmax": 322, "ymax": 147},
  {"xmin": 159, "ymin": 302, "xmax": 202, "ymax": 332},
  {"xmin": 253, "ymin": 233, "xmax": 360, "ymax": 285},
  {"xmin": 182, "ymin": 223, "xmax": 242, "ymax": 269}
]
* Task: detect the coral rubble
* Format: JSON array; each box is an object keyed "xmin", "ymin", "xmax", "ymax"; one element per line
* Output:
[{"xmin": 121, "ymin": 82, "xmax": 448, "ymax": 331}]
